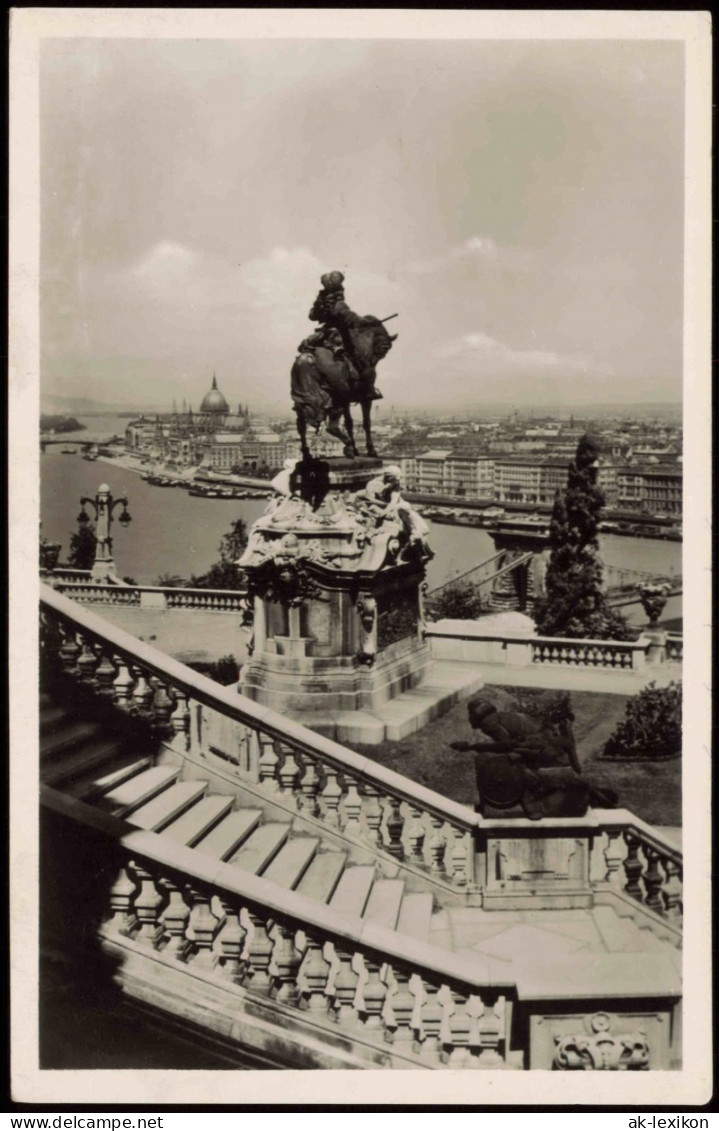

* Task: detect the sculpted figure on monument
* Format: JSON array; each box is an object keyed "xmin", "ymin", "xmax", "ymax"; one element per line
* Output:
[
  {"xmin": 452, "ymin": 697, "xmax": 618, "ymax": 819},
  {"xmin": 353, "ymin": 466, "xmax": 432, "ymax": 562},
  {"xmin": 291, "ymin": 271, "xmax": 397, "ymax": 460}
]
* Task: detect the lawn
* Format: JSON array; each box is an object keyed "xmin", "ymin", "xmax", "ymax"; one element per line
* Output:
[{"xmin": 351, "ymin": 684, "xmax": 681, "ymax": 827}]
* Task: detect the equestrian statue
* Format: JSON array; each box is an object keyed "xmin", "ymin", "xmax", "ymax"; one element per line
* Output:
[{"xmin": 291, "ymin": 270, "xmax": 397, "ymax": 459}]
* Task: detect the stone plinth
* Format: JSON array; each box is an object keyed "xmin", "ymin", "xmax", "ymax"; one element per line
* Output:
[{"xmin": 238, "ymin": 456, "xmax": 435, "ymax": 731}]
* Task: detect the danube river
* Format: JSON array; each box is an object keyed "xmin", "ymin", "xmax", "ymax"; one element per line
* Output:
[{"xmin": 40, "ymin": 436, "xmax": 682, "ymax": 627}]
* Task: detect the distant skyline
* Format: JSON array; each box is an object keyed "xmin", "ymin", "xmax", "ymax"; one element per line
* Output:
[{"xmin": 41, "ymin": 37, "xmax": 685, "ymax": 411}]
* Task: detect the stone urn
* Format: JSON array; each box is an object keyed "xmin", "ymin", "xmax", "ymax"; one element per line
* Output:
[
  {"xmin": 39, "ymin": 539, "xmax": 62, "ymax": 575},
  {"xmin": 637, "ymin": 581, "xmax": 670, "ymax": 628}
]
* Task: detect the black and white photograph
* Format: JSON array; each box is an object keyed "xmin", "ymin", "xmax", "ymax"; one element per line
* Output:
[{"xmin": 9, "ymin": 8, "xmax": 712, "ymax": 1109}]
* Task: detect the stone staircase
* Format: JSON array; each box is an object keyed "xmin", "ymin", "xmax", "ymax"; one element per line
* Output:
[
  {"xmin": 41, "ymin": 694, "xmax": 436, "ymax": 947},
  {"xmin": 38, "ymin": 585, "xmax": 684, "ymax": 1070}
]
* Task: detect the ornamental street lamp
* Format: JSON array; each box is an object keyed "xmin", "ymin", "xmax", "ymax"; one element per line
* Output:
[{"xmin": 78, "ymin": 483, "xmax": 132, "ymax": 581}]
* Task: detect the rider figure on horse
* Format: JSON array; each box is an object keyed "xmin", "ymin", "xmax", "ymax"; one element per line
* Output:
[{"xmin": 298, "ymin": 271, "xmax": 383, "ymax": 403}]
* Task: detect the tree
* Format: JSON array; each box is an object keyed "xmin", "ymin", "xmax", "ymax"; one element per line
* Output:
[
  {"xmin": 533, "ymin": 434, "xmax": 633, "ymax": 641},
  {"xmin": 602, "ymin": 681, "xmax": 682, "ymax": 760},
  {"xmin": 67, "ymin": 522, "xmax": 96, "ymax": 570},
  {"xmin": 192, "ymin": 518, "xmax": 248, "ymax": 591},
  {"xmin": 155, "ymin": 572, "xmax": 187, "ymax": 588}
]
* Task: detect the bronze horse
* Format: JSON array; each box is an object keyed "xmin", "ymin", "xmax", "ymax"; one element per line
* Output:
[{"xmin": 290, "ymin": 315, "xmax": 396, "ymax": 459}]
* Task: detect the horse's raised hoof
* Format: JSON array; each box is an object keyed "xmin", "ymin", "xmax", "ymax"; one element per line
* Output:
[
  {"xmin": 366, "ymin": 447, "xmax": 378, "ymax": 459},
  {"xmin": 343, "ymin": 444, "xmax": 359, "ymax": 459}
]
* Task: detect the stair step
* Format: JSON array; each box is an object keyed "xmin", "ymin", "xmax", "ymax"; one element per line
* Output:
[
  {"xmin": 64, "ymin": 754, "xmax": 154, "ymax": 800},
  {"xmin": 228, "ymin": 824, "xmax": 289, "ymax": 875},
  {"xmin": 395, "ymin": 892, "xmax": 434, "ymax": 942},
  {"xmin": 329, "ymin": 866, "xmax": 375, "ymax": 917},
  {"xmin": 296, "ymin": 852, "xmax": 348, "ymax": 904},
  {"xmin": 162, "ymin": 795, "xmax": 234, "ymax": 846},
  {"xmin": 363, "ymin": 879, "xmax": 405, "ymax": 930},
  {"xmin": 262, "ymin": 838, "xmax": 319, "ymax": 889},
  {"xmin": 195, "ymin": 809, "xmax": 263, "ymax": 860},
  {"xmin": 40, "ymin": 705, "xmax": 69, "ymax": 732},
  {"xmin": 40, "ymin": 721, "xmax": 100, "ymax": 760},
  {"xmin": 40, "ymin": 739, "xmax": 123, "ymax": 786},
  {"xmin": 593, "ymin": 905, "xmax": 668, "ymax": 953},
  {"xmin": 97, "ymin": 765, "xmax": 181, "ymax": 816},
  {"xmin": 126, "ymin": 780, "xmax": 209, "ymax": 831}
]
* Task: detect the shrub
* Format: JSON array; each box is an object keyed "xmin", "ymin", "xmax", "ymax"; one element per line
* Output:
[
  {"xmin": 602, "ymin": 680, "xmax": 682, "ymax": 760},
  {"xmin": 425, "ymin": 580, "xmax": 488, "ymax": 622}
]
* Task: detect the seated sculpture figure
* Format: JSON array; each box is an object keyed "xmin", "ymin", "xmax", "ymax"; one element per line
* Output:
[
  {"xmin": 353, "ymin": 466, "xmax": 432, "ymax": 559},
  {"xmin": 452, "ymin": 696, "xmax": 618, "ymax": 819}
]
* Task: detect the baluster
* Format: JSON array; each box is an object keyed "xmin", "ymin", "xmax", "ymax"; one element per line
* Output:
[
  {"xmin": 603, "ymin": 829, "xmax": 625, "ymax": 886},
  {"xmin": 186, "ymin": 887, "xmax": 220, "ymax": 968},
  {"xmin": 107, "ymin": 863, "xmax": 138, "ymax": 936},
  {"xmin": 215, "ymin": 897, "xmax": 247, "ymax": 981},
  {"xmin": 170, "ymin": 688, "xmax": 191, "ymax": 752},
  {"xmin": 643, "ymin": 847, "xmax": 665, "ymax": 915},
  {"xmin": 112, "ymin": 660, "xmax": 135, "ymax": 709},
  {"xmin": 331, "ymin": 944, "xmax": 360, "ymax": 1023},
  {"xmin": 385, "ymin": 797, "xmax": 405, "ymax": 860},
  {"xmin": 131, "ymin": 667, "xmax": 155, "ymax": 714},
  {"xmin": 95, "ymin": 649, "xmax": 117, "ymax": 695},
  {"xmin": 258, "ymin": 737, "xmax": 280, "ymax": 791},
  {"xmin": 418, "ymin": 977, "xmax": 445, "ymax": 1062},
  {"xmin": 277, "ymin": 744, "xmax": 300, "ymax": 801},
  {"xmin": 428, "ymin": 814, "xmax": 446, "ymax": 875},
  {"xmin": 57, "ymin": 628, "xmax": 80, "ymax": 669},
  {"xmin": 130, "ymin": 861, "xmax": 164, "ymax": 947},
  {"xmin": 320, "ymin": 763, "xmax": 343, "ymax": 828},
  {"xmin": 389, "ymin": 964, "xmax": 415, "ymax": 1049},
  {"xmin": 342, "ymin": 777, "xmax": 363, "ymax": 834},
  {"xmin": 476, "ymin": 995, "xmax": 505, "ymax": 1066},
  {"xmin": 444, "ymin": 987, "xmax": 472, "ymax": 1067},
  {"xmin": 622, "ymin": 834, "xmax": 645, "ymax": 902},
  {"xmin": 402, "ymin": 803, "xmax": 425, "ymax": 866},
  {"xmin": 244, "ymin": 908, "xmax": 274, "ymax": 992},
  {"xmin": 298, "ymin": 754, "xmax": 321, "ymax": 817},
  {"xmin": 300, "ymin": 934, "xmax": 331, "ymax": 1014},
  {"xmin": 449, "ymin": 829, "xmax": 469, "ymax": 887},
  {"xmin": 362, "ymin": 783, "xmax": 385, "ymax": 849},
  {"xmin": 662, "ymin": 859, "xmax": 683, "ymax": 921},
  {"xmin": 272, "ymin": 922, "xmax": 303, "ymax": 1005},
  {"xmin": 150, "ymin": 679, "xmax": 174, "ymax": 736},
  {"xmin": 160, "ymin": 877, "xmax": 190, "ymax": 959},
  {"xmin": 359, "ymin": 953, "xmax": 388, "ymax": 1032},
  {"xmin": 77, "ymin": 635, "xmax": 99, "ymax": 683}
]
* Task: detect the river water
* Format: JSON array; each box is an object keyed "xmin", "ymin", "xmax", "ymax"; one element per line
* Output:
[{"xmin": 40, "ymin": 418, "xmax": 682, "ymax": 623}]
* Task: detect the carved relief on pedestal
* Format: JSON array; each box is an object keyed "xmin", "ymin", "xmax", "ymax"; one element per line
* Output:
[
  {"xmin": 553, "ymin": 1012, "xmax": 651, "ymax": 1070},
  {"xmin": 355, "ymin": 594, "xmax": 377, "ymax": 667}
]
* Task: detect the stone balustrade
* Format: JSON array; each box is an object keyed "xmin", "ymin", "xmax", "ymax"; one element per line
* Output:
[
  {"xmin": 40, "ymin": 585, "xmax": 478, "ymax": 896},
  {"xmin": 42, "ymin": 784, "xmax": 512, "ymax": 1069},
  {"xmin": 530, "ymin": 637, "xmax": 642, "ymax": 670},
  {"xmin": 427, "ymin": 622, "xmax": 651, "ymax": 674},
  {"xmin": 49, "ymin": 579, "xmax": 246, "ymax": 612},
  {"xmin": 40, "ymin": 586, "xmax": 682, "ymax": 934},
  {"xmin": 592, "ymin": 811, "xmax": 683, "ymax": 928}
]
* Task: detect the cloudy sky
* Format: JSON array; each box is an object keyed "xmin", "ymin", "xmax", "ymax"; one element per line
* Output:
[{"xmin": 40, "ymin": 36, "xmax": 685, "ymax": 411}]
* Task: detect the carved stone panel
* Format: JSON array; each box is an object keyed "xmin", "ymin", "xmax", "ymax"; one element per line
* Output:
[{"xmin": 376, "ymin": 590, "xmax": 418, "ymax": 650}]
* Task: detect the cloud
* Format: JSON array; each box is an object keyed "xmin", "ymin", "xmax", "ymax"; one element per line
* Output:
[
  {"xmin": 437, "ymin": 329, "xmax": 602, "ymax": 376},
  {"xmin": 407, "ymin": 236, "xmax": 535, "ymax": 276}
]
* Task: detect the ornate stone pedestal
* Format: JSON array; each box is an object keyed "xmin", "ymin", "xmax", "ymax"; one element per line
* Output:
[{"xmin": 238, "ymin": 458, "xmax": 433, "ymax": 721}]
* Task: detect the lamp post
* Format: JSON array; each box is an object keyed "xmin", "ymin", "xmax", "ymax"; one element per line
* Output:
[{"xmin": 78, "ymin": 484, "xmax": 132, "ymax": 581}]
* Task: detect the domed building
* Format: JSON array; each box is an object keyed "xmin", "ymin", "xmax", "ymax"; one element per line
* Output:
[{"xmin": 198, "ymin": 373, "xmax": 229, "ymax": 425}]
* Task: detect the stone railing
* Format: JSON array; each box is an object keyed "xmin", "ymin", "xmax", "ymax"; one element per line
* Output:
[
  {"xmin": 530, "ymin": 637, "xmax": 644, "ymax": 671},
  {"xmin": 40, "ymin": 585, "xmax": 479, "ymax": 896},
  {"xmin": 42, "ymin": 785, "xmax": 513, "ymax": 1069},
  {"xmin": 47, "ymin": 567, "xmax": 92, "ymax": 581},
  {"xmin": 476, "ymin": 809, "xmax": 682, "ymax": 936},
  {"xmin": 592, "ymin": 811, "xmax": 683, "ymax": 929},
  {"xmin": 39, "ymin": 586, "xmax": 682, "ymax": 937},
  {"xmin": 48, "ymin": 579, "xmax": 246, "ymax": 613},
  {"xmin": 426, "ymin": 622, "xmax": 652, "ymax": 675}
]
